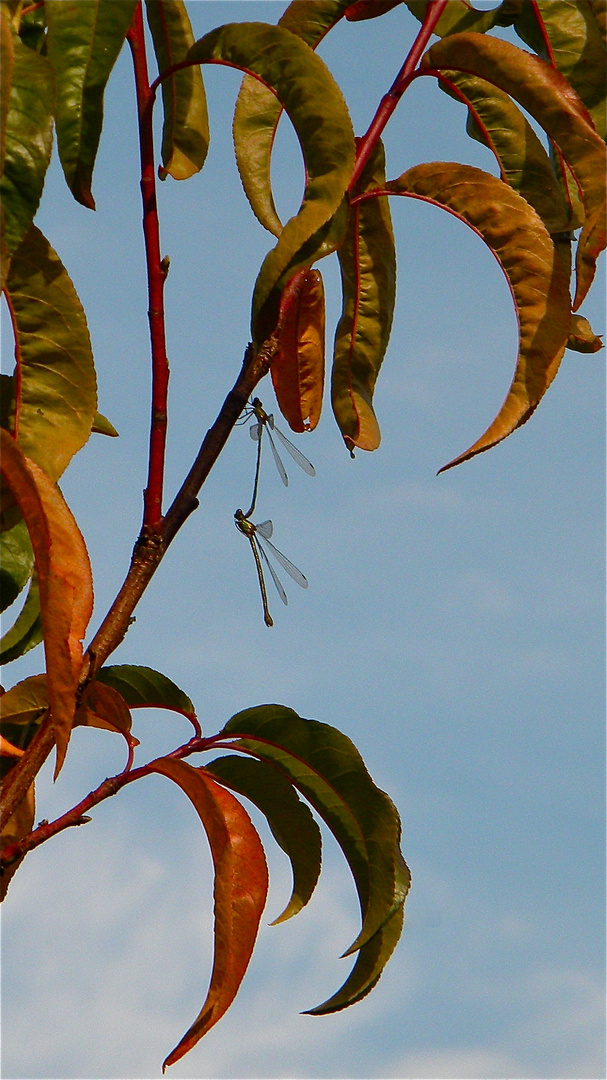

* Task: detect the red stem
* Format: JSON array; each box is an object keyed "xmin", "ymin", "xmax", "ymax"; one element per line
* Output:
[
  {"xmin": 0, "ymin": 733, "xmax": 227, "ymax": 872},
  {"xmin": 349, "ymin": 0, "xmax": 449, "ymax": 192},
  {"xmin": 127, "ymin": 2, "xmax": 170, "ymax": 530}
]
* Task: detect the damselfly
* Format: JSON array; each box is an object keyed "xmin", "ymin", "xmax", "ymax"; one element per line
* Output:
[
  {"xmin": 234, "ymin": 508, "xmax": 308, "ymax": 627},
  {"xmin": 240, "ymin": 398, "xmax": 315, "ymax": 517}
]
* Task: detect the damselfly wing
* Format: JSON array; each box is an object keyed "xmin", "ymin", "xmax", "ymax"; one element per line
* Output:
[{"xmin": 234, "ymin": 509, "xmax": 308, "ymax": 627}]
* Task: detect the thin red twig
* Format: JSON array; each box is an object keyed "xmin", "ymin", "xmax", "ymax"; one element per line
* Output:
[
  {"xmin": 127, "ymin": 2, "xmax": 170, "ymax": 530},
  {"xmin": 348, "ymin": 0, "xmax": 449, "ymax": 192}
]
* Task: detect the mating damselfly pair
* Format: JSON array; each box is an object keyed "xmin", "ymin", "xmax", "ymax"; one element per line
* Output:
[{"xmin": 235, "ymin": 399, "xmax": 314, "ymax": 627}]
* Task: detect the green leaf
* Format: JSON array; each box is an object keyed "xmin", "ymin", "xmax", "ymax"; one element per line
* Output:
[
  {"xmin": 148, "ymin": 758, "xmax": 268, "ymax": 1069},
  {"xmin": 205, "ymin": 754, "xmax": 322, "ymax": 924},
  {"xmin": 233, "ymin": 1, "xmax": 351, "ymax": 236},
  {"xmin": 186, "ymin": 22, "xmax": 356, "ymax": 346},
  {"xmin": 0, "ymin": 11, "xmax": 14, "ymax": 181},
  {"xmin": 0, "ymin": 673, "xmax": 48, "ymax": 782},
  {"xmin": 383, "ymin": 163, "xmax": 572, "ymax": 470},
  {"xmin": 0, "ymin": 21, "xmax": 54, "ymax": 259},
  {"xmin": 0, "ymin": 573, "xmax": 42, "ymax": 665},
  {"xmin": 95, "ymin": 664, "xmax": 197, "ymax": 725},
  {"xmin": 566, "ymin": 313, "xmax": 603, "ymax": 353},
  {"xmin": 512, "ymin": 0, "xmax": 606, "ymax": 139},
  {"xmin": 3, "ymin": 224, "xmax": 97, "ymax": 482},
  {"xmin": 331, "ymin": 139, "xmax": 396, "ymax": 452},
  {"xmin": 45, "ymin": 0, "xmax": 137, "ymax": 208},
  {"xmin": 437, "ymin": 71, "xmax": 574, "ymax": 234},
  {"xmin": 404, "ymin": 0, "xmax": 503, "ymax": 36},
  {"xmin": 419, "ymin": 31, "xmax": 607, "ymax": 308},
  {"xmin": 0, "ymin": 433, "xmax": 94, "ymax": 776},
  {"xmin": 219, "ymin": 704, "xmax": 408, "ymax": 955},
  {"xmin": 91, "ymin": 410, "xmax": 119, "ymax": 437},
  {"xmin": 306, "ymin": 892, "xmax": 404, "ymax": 1013},
  {"xmin": 144, "ymin": 0, "xmax": 209, "ymax": 181},
  {"xmin": 0, "ymin": 517, "xmax": 33, "ymax": 612}
]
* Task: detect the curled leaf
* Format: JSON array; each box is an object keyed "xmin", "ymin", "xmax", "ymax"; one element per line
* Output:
[
  {"xmin": 4, "ymin": 225, "xmax": 98, "ymax": 482},
  {"xmin": 45, "ymin": 0, "xmax": 137, "ymax": 208},
  {"xmin": 383, "ymin": 163, "xmax": 571, "ymax": 470},
  {"xmin": 306, "ymin": 891, "xmax": 404, "ymax": 1013},
  {"xmin": 186, "ymin": 22, "xmax": 355, "ymax": 346},
  {"xmin": 205, "ymin": 753, "xmax": 322, "ymax": 924},
  {"xmin": 419, "ymin": 32, "xmax": 607, "ymax": 308},
  {"xmin": 219, "ymin": 704, "xmax": 408, "ymax": 956},
  {"xmin": 566, "ymin": 313, "xmax": 603, "ymax": 354},
  {"xmin": 144, "ymin": 0, "xmax": 209, "ymax": 181},
  {"xmin": 512, "ymin": 0, "xmax": 606, "ymax": 139},
  {"xmin": 148, "ymin": 758, "xmax": 268, "ymax": 1069},
  {"xmin": 332, "ymin": 139, "xmax": 396, "ymax": 451},
  {"xmin": 271, "ymin": 268, "xmax": 325, "ymax": 433},
  {"xmin": 233, "ymin": 1, "xmax": 351, "ymax": 236},
  {"xmin": 437, "ymin": 70, "xmax": 573, "ymax": 233},
  {"xmin": 0, "ymin": 433, "xmax": 93, "ymax": 775}
]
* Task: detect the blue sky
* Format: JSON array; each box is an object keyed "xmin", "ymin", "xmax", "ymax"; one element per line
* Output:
[{"xmin": 1, "ymin": 3, "xmax": 605, "ymax": 1078}]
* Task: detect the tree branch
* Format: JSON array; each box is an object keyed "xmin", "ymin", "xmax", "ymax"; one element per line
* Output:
[{"xmin": 348, "ymin": 0, "xmax": 449, "ymax": 192}]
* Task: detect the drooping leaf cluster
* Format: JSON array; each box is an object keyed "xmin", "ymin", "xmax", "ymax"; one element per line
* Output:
[{"xmin": 0, "ymin": 0, "xmax": 604, "ymax": 1068}]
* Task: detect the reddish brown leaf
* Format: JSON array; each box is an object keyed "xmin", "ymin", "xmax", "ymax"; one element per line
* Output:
[
  {"xmin": 419, "ymin": 32, "xmax": 607, "ymax": 309},
  {"xmin": 345, "ymin": 0, "xmax": 403, "ymax": 20},
  {"xmin": 0, "ymin": 432, "xmax": 93, "ymax": 775},
  {"xmin": 271, "ymin": 269, "xmax": 325, "ymax": 433},
  {"xmin": 383, "ymin": 163, "xmax": 572, "ymax": 470},
  {"xmin": 147, "ymin": 758, "xmax": 268, "ymax": 1070}
]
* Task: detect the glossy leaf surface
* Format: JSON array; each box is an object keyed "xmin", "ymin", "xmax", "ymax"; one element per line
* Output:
[
  {"xmin": 0, "ymin": 21, "xmax": 54, "ymax": 261},
  {"xmin": 332, "ymin": 140, "xmax": 396, "ymax": 451},
  {"xmin": 186, "ymin": 22, "xmax": 355, "ymax": 346},
  {"xmin": 148, "ymin": 758, "xmax": 268, "ymax": 1068},
  {"xmin": 512, "ymin": 0, "xmax": 606, "ymax": 139},
  {"xmin": 96, "ymin": 664, "xmax": 197, "ymax": 725},
  {"xmin": 307, "ymin": 893, "xmax": 404, "ymax": 1013},
  {"xmin": 420, "ymin": 32, "xmax": 607, "ymax": 308},
  {"xmin": 233, "ymin": 1, "xmax": 351, "ymax": 236},
  {"xmin": 271, "ymin": 269, "xmax": 325, "ymax": 432},
  {"xmin": 0, "ymin": 433, "xmax": 93, "ymax": 774},
  {"xmin": 144, "ymin": 0, "xmax": 209, "ymax": 180},
  {"xmin": 0, "ymin": 574, "xmax": 42, "ymax": 665},
  {"xmin": 405, "ymin": 0, "xmax": 503, "ymax": 36},
  {"xmin": 206, "ymin": 753, "xmax": 322, "ymax": 923},
  {"xmin": 384, "ymin": 163, "xmax": 571, "ymax": 470},
  {"xmin": 4, "ymin": 225, "xmax": 97, "ymax": 482},
  {"xmin": 0, "ymin": 517, "xmax": 33, "ymax": 612},
  {"xmin": 45, "ymin": 0, "xmax": 137, "ymax": 208},
  {"xmin": 437, "ymin": 71, "xmax": 573, "ymax": 234},
  {"xmin": 219, "ymin": 704, "xmax": 408, "ymax": 956}
]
